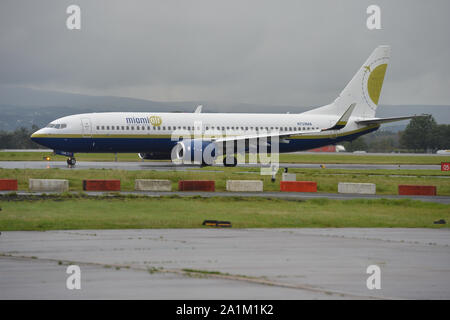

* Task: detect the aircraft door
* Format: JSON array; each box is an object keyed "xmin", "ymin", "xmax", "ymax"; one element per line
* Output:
[{"xmin": 81, "ymin": 118, "xmax": 92, "ymax": 138}]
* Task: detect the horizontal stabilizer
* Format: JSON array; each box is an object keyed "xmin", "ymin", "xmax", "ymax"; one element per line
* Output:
[{"xmin": 356, "ymin": 114, "xmax": 430, "ymax": 125}]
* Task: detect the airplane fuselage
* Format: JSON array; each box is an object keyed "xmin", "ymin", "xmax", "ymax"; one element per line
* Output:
[{"xmin": 31, "ymin": 111, "xmax": 379, "ymax": 155}]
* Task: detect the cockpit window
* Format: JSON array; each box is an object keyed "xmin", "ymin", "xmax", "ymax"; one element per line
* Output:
[{"xmin": 46, "ymin": 123, "xmax": 67, "ymax": 129}]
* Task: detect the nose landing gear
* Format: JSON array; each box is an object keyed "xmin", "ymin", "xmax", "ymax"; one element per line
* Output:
[{"xmin": 67, "ymin": 157, "xmax": 76, "ymax": 167}]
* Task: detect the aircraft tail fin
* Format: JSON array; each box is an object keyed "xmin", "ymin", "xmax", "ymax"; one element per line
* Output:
[{"xmin": 305, "ymin": 46, "xmax": 390, "ymax": 118}]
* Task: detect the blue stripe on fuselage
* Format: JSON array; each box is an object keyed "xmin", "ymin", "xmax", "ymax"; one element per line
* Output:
[{"xmin": 31, "ymin": 126, "xmax": 378, "ymax": 154}]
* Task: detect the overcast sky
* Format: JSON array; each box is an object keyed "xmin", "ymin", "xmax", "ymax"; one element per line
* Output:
[{"xmin": 1, "ymin": 0, "xmax": 450, "ymax": 107}]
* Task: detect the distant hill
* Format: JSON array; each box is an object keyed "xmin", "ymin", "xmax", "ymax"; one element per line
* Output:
[{"xmin": 0, "ymin": 86, "xmax": 448, "ymax": 131}]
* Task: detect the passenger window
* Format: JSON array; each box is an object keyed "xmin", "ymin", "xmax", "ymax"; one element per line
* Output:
[
  {"xmin": 106, "ymin": 126, "xmax": 110, "ymax": 130},
  {"xmin": 121, "ymin": 126, "xmax": 124, "ymax": 130},
  {"xmin": 101, "ymin": 126, "xmax": 105, "ymax": 130},
  {"xmin": 111, "ymin": 126, "xmax": 115, "ymax": 130},
  {"xmin": 126, "ymin": 126, "xmax": 129, "ymax": 130},
  {"xmin": 131, "ymin": 126, "xmax": 134, "ymax": 130},
  {"xmin": 96, "ymin": 126, "xmax": 100, "ymax": 130},
  {"xmin": 136, "ymin": 126, "xmax": 140, "ymax": 130}
]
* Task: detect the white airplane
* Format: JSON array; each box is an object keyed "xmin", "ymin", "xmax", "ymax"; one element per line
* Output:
[{"xmin": 31, "ymin": 45, "xmax": 426, "ymax": 167}]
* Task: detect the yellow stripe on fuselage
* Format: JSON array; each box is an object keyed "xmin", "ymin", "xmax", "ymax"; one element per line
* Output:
[{"xmin": 31, "ymin": 125, "xmax": 379, "ymax": 140}]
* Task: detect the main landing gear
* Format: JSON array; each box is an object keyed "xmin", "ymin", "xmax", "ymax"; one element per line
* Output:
[{"xmin": 67, "ymin": 157, "xmax": 76, "ymax": 167}]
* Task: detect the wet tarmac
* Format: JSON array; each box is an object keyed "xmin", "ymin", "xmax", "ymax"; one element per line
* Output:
[{"xmin": 1, "ymin": 228, "xmax": 449, "ymax": 299}]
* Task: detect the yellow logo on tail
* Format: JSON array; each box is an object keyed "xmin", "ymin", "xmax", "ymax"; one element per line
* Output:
[{"xmin": 367, "ymin": 64, "xmax": 387, "ymax": 104}]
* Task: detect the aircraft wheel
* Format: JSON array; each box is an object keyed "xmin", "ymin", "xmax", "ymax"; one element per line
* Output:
[{"xmin": 67, "ymin": 157, "xmax": 76, "ymax": 167}]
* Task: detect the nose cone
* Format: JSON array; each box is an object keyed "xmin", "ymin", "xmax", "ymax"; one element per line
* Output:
[
  {"xmin": 30, "ymin": 129, "xmax": 42, "ymax": 141},
  {"xmin": 30, "ymin": 129, "xmax": 50, "ymax": 149}
]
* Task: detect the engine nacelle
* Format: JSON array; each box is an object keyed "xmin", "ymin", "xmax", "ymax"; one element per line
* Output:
[
  {"xmin": 172, "ymin": 139, "xmax": 217, "ymax": 165},
  {"xmin": 138, "ymin": 152, "xmax": 172, "ymax": 160}
]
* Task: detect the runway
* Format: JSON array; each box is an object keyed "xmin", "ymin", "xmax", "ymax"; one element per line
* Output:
[
  {"xmin": 2, "ymin": 190, "xmax": 450, "ymax": 204},
  {"xmin": 1, "ymin": 228, "xmax": 449, "ymax": 299},
  {"xmin": 0, "ymin": 160, "xmax": 443, "ymax": 171}
]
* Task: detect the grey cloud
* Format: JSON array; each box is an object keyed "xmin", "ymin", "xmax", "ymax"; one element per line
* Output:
[{"xmin": 0, "ymin": 0, "xmax": 449, "ymax": 106}]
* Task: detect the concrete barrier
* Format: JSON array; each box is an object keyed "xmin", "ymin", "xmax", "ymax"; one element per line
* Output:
[
  {"xmin": 0, "ymin": 179, "xmax": 18, "ymax": 191},
  {"xmin": 178, "ymin": 180, "xmax": 215, "ymax": 192},
  {"xmin": 135, "ymin": 179, "xmax": 172, "ymax": 191},
  {"xmin": 280, "ymin": 181, "xmax": 317, "ymax": 192},
  {"xmin": 399, "ymin": 185, "xmax": 436, "ymax": 196},
  {"xmin": 338, "ymin": 182, "xmax": 376, "ymax": 195},
  {"xmin": 29, "ymin": 179, "xmax": 69, "ymax": 192},
  {"xmin": 281, "ymin": 173, "xmax": 296, "ymax": 181},
  {"xmin": 226, "ymin": 180, "xmax": 263, "ymax": 192}
]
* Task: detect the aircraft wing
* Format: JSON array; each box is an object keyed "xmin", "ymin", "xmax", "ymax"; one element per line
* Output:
[
  {"xmin": 355, "ymin": 114, "xmax": 430, "ymax": 125},
  {"xmin": 322, "ymin": 103, "xmax": 356, "ymax": 131},
  {"xmin": 213, "ymin": 128, "xmax": 322, "ymax": 143},
  {"xmin": 213, "ymin": 103, "xmax": 356, "ymax": 144}
]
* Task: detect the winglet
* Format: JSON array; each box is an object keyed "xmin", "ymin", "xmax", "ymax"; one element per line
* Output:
[
  {"xmin": 322, "ymin": 103, "xmax": 356, "ymax": 131},
  {"xmin": 194, "ymin": 105, "xmax": 203, "ymax": 113}
]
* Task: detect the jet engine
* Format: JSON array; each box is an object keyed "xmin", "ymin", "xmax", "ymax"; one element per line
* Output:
[{"xmin": 172, "ymin": 139, "xmax": 217, "ymax": 165}]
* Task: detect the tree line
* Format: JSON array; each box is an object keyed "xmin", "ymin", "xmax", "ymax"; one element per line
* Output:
[
  {"xmin": 0, "ymin": 125, "xmax": 47, "ymax": 149},
  {"xmin": 342, "ymin": 116, "xmax": 450, "ymax": 153},
  {"xmin": 0, "ymin": 116, "xmax": 448, "ymax": 152}
]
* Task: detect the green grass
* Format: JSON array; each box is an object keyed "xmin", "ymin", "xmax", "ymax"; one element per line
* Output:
[
  {"xmin": 1, "ymin": 167, "xmax": 449, "ymax": 195},
  {"xmin": 0, "ymin": 151, "xmax": 448, "ymax": 164},
  {"xmin": 0, "ymin": 196, "xmax": 448, "ymax": 231}
]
